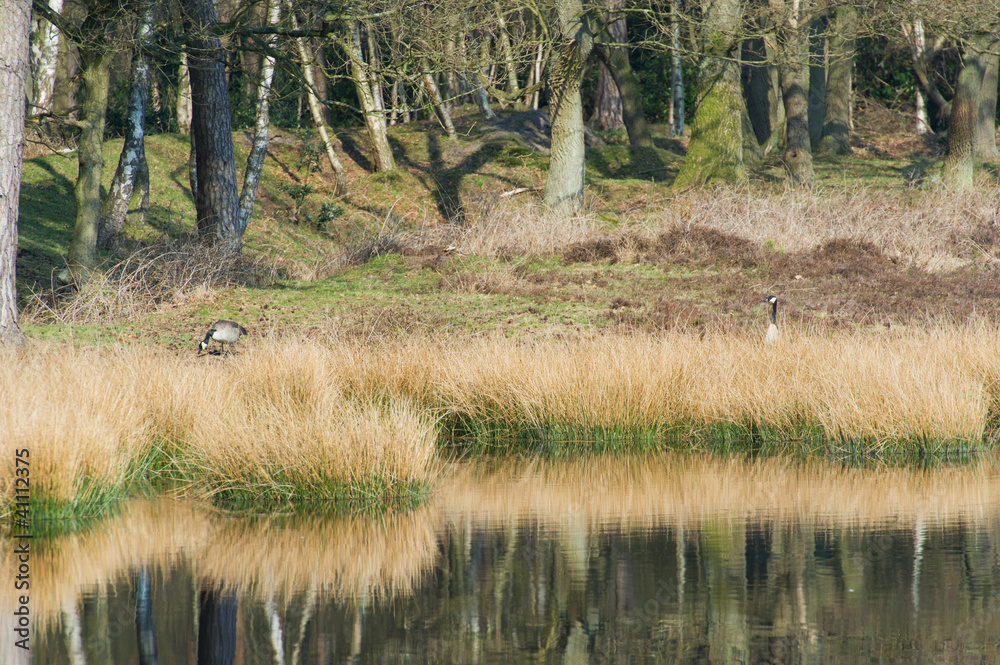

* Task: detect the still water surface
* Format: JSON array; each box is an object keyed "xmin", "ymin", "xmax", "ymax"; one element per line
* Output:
[{"xmin": 10, "ymin": 455, "xmax": 1000, "ymax": 664}]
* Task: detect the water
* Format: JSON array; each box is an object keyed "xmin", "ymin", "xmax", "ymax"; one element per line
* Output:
[{"xmin": 9, "ymin": 455, "xmax": 1000, "ymax": 664}]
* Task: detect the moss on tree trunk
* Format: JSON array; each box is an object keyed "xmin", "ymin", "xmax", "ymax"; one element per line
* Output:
[{"xmin": 68, "ymin": 48, "xmax": 110, "ymax": 278}]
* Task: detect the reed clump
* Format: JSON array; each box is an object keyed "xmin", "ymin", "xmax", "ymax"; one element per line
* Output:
[
  {"xmin": 0, "ymin": 343, "xmax": 437, "ymax": 516},
  {"xmin": 323, "ymin": 327, "xmax": 1000, "ymax": 452}
]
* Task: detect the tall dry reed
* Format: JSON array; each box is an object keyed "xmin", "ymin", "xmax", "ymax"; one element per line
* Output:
[
  {"xmin": 324, "ymin": 326, "xmax": 1000, "ymax": 447},
  {"xmin": 0, "ymin": 343, "xmax": 437, "ymax": 513}
]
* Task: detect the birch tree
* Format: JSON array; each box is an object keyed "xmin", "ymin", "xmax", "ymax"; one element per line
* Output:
[
  {"xmin": 237, "ymin": 0, "xmax": 280, "ymax": 230},
  {"xmin": 98, "ymin": 0, "xmax": 153, "ymax": 248},
  {"xmin": 29, "ymin": 0, "xmax": 62, "ymax": 116},
  {"xmin": 1, "ymin": 0, "xmax": 30, "ymax": 345}
]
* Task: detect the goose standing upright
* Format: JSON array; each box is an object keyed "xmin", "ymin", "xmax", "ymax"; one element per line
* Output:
[
  {"xmin": 762, "ymin": 295, "xmax": 779, "ymax": 344},
  {"xmin": 198, "ymin": 320, "xmax": 248, "ymax": 354}
]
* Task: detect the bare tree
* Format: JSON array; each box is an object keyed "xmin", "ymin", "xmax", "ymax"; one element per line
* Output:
[
  {"xmin": 1, "ymin": 0, "xmax": 30, "ymax": 345},
  {"xmin": 339, "ymin": 20, "xmax": 395, "ymax": 172},
  {"xmin": 287, "ymin": 2, "xmax": 347, "ymax": 194}
]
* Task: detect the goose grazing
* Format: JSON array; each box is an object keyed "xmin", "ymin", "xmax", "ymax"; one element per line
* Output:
[
  {"xmin": 761, "ymin": 295, "xmax": 779, "ymax": 344},
  {"xmin": 198, "ymin": 320, "xmax": 248, "ymax": 354}
]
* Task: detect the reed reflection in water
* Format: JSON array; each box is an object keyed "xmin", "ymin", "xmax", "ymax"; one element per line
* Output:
[{"xmin": 8, "ymin": 454, "xmax": 1000, "ymax": 664}]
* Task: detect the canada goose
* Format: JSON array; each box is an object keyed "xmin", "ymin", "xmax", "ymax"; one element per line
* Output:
[
  {"xmin": 762, "ymin": 295, "xmax": 779, "ymax": 344},
  {"xmin": 198, "ymin": 320, "xmax": 247, "ymax": 354}
]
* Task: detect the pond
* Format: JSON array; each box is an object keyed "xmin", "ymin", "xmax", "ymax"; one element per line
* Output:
[{"xmin": 7, "ymin": 454, "xmax": 1000, "ymax": 664}]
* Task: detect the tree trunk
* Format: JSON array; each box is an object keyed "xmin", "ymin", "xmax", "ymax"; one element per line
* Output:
[
  {"xmin": 807, "ymin": 17, "xmax": 826, "ymax": 148},
  {"xmin": 99, "ymin": 0, "xmax": 152, "ymax": 249},
  {"xmin": 67, "ymin": 47, "xmax": 110, "ymax": 278},
  {"xmin": 0, "ymin": 0, "xmax": 29, "ymax": 345},
  {"xmin": 288, "ymin": 3, "xmax": 347, "ymax": 193},
  {"xmin": 975, "ymin": 43, "xmax": 999, "ymax": 162},
  {"xmin": 591, "ymin": 2, "xmax": 625, "ymax": 132},
  {"xmin": 593, "ymin": 21, "xmax": 653, "ymax": 148},
  {"xmin": 29, "ymin": 0, "xmax": 63, "ymax": 116},
  {"xmin": 942, "ymin": 34, "xmax": 994, "ymax": 190},
  {"xmin": 177, "ymin": 50, "xmax": 192, "ymax": 134},
  {"xmin": 237, "ymin": 0, "xmax": 280, "ymax": 231},
  {"xmin": 774, "ymin": 0, "xmax": 814, "ymax": 187},
  {"xmin": 544, "ymin": 0, "xmax": 592, "ymax": 210},
  {"xmin": 495, "ymin": 4, "xmax": 520, "ymax": 100},
  {"xmin": 673, "ymin": 0, "xmax": 744, "ymax": 189},
  {"xmin": 339, "ymin": 21, "xmax": 394, "ymax": 172},
  {"xmin": 421, "ymin": 65, "xmax": 458, "ymax": 138},
  {"xmin": 592, "ymin": 62, "xmax": 623, "ymax": 131},
  {"xmin": 182, "ymin": 0, "xmax": 241, "ymax": 253},
  {"xmin": 743, "ymin": 38, "xmax": 772, "ymax": 148},
  {"xmin": 670, "ymin": 0, "xmax": 684, "ymax": 137},
  {"xmin": 903, "ymin": 19, "xmax": 950, "ymax": 122},
  {"xmin": 818, "ymin": 4, "xmax": 856, "ymax": 155}
]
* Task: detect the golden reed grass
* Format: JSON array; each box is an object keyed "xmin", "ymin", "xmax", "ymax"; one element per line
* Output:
[
  {"xmin": 330, "ymin": 327, "xmax": 1000, "ymax": 445},
  {"xmin": 0, "ymin": 343, "xmax": 437, "ymax": 510},
  {"xmin": 2, "ymin": 326, "xmax": 998, "ymax": 511}
]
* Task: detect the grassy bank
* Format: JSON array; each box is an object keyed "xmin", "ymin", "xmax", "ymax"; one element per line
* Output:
[{"xmin": 4, "ymin": 327, "xmax": 999, "ymax": 516}]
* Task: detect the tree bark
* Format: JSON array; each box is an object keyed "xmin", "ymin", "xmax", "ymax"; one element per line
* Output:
[
  {"xmin": 743, "ymin": 38, "xmax": 772, "ymax": 148},
  {"xmin": 99, "ymin": 0, "xmax": 152, "ymax": 249},
  {"xmin": 495, "ymin": 4, "xmax": 520, "ymax": 100},
  {"xmin": 421, "ymin": 65, "xmax": 458, "ymax": 138},
  {"xmin": 670, "ymin": 0, "xmax": 684, "ymax": 137},
  {"xmin": 183, "ymin": 0, "xmax": 241, "ymax": 253},
  {"xmin": 67, "ymin": 47, "xmax": 110, "ymax": 277},
  {"xmin": 591, "ymin": 2, "xmax": 625, "ymax": 132},
  {"xmin": 673, "ymin": 0, "xmax": 744, "ymax": 189},
  {"xmin": 1, "ymin": 0, "xmax": 29, "ymax": 345},
  {"xmin": 593, "ymin": 24, "xmax": 653, "ymax": 148},
  {"xmin": 942, "ymin": 34, "xmax": 994, "ymax": 190},
  {"xmin": 774, "ymin": 0, "xmax": 814, "ymax": 187},
  {"xmin": 807, "ymin": 17, "xmax": 826, "ymax": 148},
  {"xmin": 288, "ymin": 3, "xmax": 347, "ymax": 193},
  {"xmin": 340, "ymin": 21, "xmax": 394, "ymax": 172},
  {"xmin": 818, "ymin": 4, "xmax": 856, "ymax": 155},
  {"xmin": 29, "ymin": 0, "xmax": 63, "ymax": 116},
  {"xmin": 975, "ymin": 43, "xmax": 999, "ymax": 162},
  {"xmin": 544, "ymin": 0, "xmax": 592, "ymax": 210},
  {"xmin": 237, "ymin": 0, "xmax": 280, "ymax": 231}
]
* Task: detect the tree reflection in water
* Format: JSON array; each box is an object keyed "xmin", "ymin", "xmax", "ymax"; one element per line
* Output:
[{"xmin": 13, "ymin": 455, "xmax": 1000, "ymax": 663}]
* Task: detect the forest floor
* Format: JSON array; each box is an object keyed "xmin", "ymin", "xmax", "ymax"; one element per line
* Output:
[{"xmin": 15, "ymin": 99, "xmax": 1000, "ymax": 352}]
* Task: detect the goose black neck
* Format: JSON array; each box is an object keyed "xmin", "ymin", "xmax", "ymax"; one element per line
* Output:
[{"xmin": 769, "ymin": 300, "xmax": 777, "ymax": 324}]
